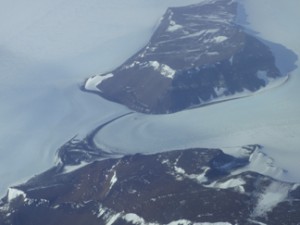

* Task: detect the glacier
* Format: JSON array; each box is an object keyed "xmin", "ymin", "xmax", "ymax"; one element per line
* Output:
[{"xmin": 0, "ymin": 0, "xmax": 202, "ymax": 196}]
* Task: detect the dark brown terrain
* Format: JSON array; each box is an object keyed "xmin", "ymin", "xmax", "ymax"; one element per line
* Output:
[{"xmin": 1, "ymin": 145, "xmax": 299, "ymax": 225}]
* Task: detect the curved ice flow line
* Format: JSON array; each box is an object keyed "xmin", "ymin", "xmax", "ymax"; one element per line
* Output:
[
  {"xmin": 92, "ymin": 74, "xmax": 290, "ymax": 153},
  {"xmin": 93, "ymin": 71, "xmax": 300, "ymax": 183}
]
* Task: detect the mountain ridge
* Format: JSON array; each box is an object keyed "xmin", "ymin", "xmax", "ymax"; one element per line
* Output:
[{"xmin": 1, "ymin": 146, "xmax": 299, "ymax": 225}]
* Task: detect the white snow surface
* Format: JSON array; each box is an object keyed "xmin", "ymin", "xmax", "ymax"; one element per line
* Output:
[
  {"xmin": 214, "ymin": 87, "xmax": 227, "ymax": 96},
  {"xmin": 256, "ymin": 70, "xmax": 270, "ymax": 85},
  {"xmin": 148, "ymin": 61, "xmax": 176, "ymax": 79},
  {"xmin": 252, "ymin": 182, "xmax": 291, "ymax": 217},
  {"xmin": 212, "ymin": 36, "xmax": 228, "ymax": 43},
  {"xmin": 7, "ymin": 188, "xmax": 26, "ymax": 202},
  {"xmin": 174, "ymin": 166, "xmax": 209, "ymax": 184},
  {"xmin": 168, "ymin": 221, "xmax": 231, "ymax": 225},
  {"xmin": 62, "ymin": 161, "xmax": 89, "ymax": 174},
  {"xmin": 111, "ymin": 211, "xmax": 231, "ymax": 225},
  {"xmin": 106, "ymin": 213, "xmax": 122, "ymax": 225},
  {"xmin": 85, "ymin": 73, "xmax": 114, "ymax": 92},
  {"xmin": 207, "ymin": 178, "xmax": 246, "ymax": 190},
  {"xmin": 109, "ymin": 171, "xmax": 118, "ymax": 191},
  {"xmin": 0, "ymin": 0, "xmax": 203, "ymax": 196},
  {"xmin": 222, "ymin": 146, "xmax": 287, "ymax": 180},
  {"xmin": 167, "ymin": 20, "xmax": 183, "ymax": 32},
  {"xmin": 94, "ymin": 0, "xmax": 300, "ymax": 184},
  {"xmin": 206, "ymin": 51, "xmax": 219, "ymax": 56},
  {"xmin": 123, "ymin": 213, "xmax": 147, "ymax": 224},
  {"xmin": 247, "ymin": 220, "xmax": 267, "ymax": 225}
]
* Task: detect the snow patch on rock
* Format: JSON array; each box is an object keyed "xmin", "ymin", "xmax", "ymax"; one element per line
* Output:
[
  {"xmin": 85, "ymin": 73, "xmax": 114, "ymax": 92},
  {"xmin": 206, "ymin": 51, "xmax": 219, "ymax": 56},
  {"xmin": 106, "ymin": 213, "xmax": 122, "ymax": 225},
  {"xmin": 96, "ymin": 202, "xmax": 234, "ymax": 225},
  {"xmin": 252, "ymin": 182, "xmax": 291, "ymax": 217},
  {"xmin": 174, "ymin": 166, "xmax": 209, "ymax": 184},
  {"xmin": 256, "ymin": 70, "xmax": 272, "ymax": 85},
  {"xmin": 247, "ymin": 219, "xmax": 268, "ymax": 225},
  {"xmin": 123, "ymin": 213, "xmax": 147, "ymax": 224},
  {"xmin": 168, "ymin": 221, "xmax": 232, "ymax": 225},
  {"xmin": 123, "ymin": 213, "xmax": 160, "ymax": 225},
  {"xmin": 233, "ymin": 148, "xmax": 285, "ymax": 180},
  {"xmin": 109, "ymin": 171, "xmax": 118, "ymax": 191},
  {"xmin": 7, "ymin": 188, "xmax": 26, "ymax": 202},
  {"xmin": 124, "ymin": 61, "xmax": 141, "ymax": 69},
  {"xmin": 206, "ymin": 178, "xmax": 246, "ymax": 193},
  {"xmin": 148, "ymin": 61, "xmax": 176, "ymax": 79},
  {"xmin": 214, "ymin": 87, "xmax": 227, "ymax": 96},
  {"xmin": 212, "ymin": 36, "xmax": 228, "ymax": 43},
  {"xmin": 62, "ymin": 161, "xmax": 89, "ymax": 174},
  {"xmin": 167, "ymin": 20, "xmax": 183, "ymax": 32}
]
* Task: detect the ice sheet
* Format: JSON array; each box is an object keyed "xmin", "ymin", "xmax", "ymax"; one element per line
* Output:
[{"xmin": 0, "ymin": 0, "xmax": 203, "ymax": 196}]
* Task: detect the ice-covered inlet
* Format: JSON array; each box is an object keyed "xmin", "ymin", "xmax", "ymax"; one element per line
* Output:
[{"xmin": 0, "ymin": 0, "xmax": 204, "ymax": 196}]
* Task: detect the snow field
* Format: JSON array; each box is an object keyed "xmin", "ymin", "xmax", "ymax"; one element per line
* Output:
[{"xmin": 0, "ymin": 0, "xmax": 204, "ymax": 196}]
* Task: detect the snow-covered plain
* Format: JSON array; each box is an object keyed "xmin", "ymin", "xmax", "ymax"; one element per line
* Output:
[
  {"xmin": 94, "ymin": 0, "xmax": 300, "ymax": 183},
  {"xmin": 0, "ymin": 0, "xmax": 203, "ymax": 196}
]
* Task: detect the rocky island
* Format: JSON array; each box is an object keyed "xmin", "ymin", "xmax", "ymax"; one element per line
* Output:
[{"xmin": 84, "ymin": 0, "xmax": 284, "ymax": 113}]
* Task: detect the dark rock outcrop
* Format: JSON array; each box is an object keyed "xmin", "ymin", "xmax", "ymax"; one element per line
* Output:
[{"xmin": 1, "ymin": 146, "xmax": 299, "ymax": 225}]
